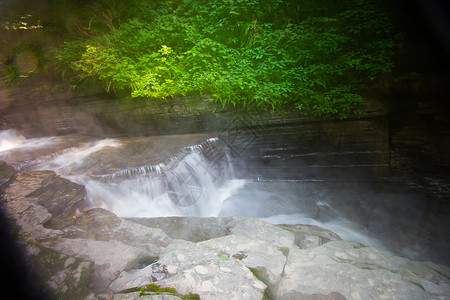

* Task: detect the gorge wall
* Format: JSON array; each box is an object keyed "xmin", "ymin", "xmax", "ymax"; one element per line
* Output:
[{"xmin": 1, "ymin": 74, "xmax": 449, "ymax": 183}]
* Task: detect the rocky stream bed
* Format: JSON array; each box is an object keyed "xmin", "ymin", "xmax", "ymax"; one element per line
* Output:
[{"xmin": 1, "ymin": 161, "xmax": 449, "ymax": 300}]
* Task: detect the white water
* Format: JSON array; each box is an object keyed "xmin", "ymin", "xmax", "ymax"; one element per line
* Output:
[
  {"xmin": 0, "ymin": 130, "xmax": 246, "ymax": 218},
  {"xmin": 0, "ymin": 129, "xmax": 26, "ymax": 151},
  {"xmin": 0, "ymin": 129, "xmax": 421, "ymax": 257},
  {"xmin": 0, "ymin": 129, "xmax": 60, "ymax": 152},
  {"xmin": 77, "ymin": 149, "xmax": 247, "ymax": 218}
]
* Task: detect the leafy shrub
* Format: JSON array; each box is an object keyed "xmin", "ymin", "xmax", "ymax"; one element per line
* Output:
[{"xmin": 55, "ymin": 0, "xmax": 398, "ymax": 118}]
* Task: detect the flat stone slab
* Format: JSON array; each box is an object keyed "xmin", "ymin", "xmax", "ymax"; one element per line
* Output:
[
  {"xmin": 42, "ymin": 238, "xmax": 144, "ymax": 293},
  {"xmin": 277, "ymin": 240, "xmax": 450, "ymax": 300},
  {"xmin": 23, "ymin": 241, "xmax": 94, "ymax": 299}
]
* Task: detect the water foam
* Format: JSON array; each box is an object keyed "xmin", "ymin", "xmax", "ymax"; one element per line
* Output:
[
  {"xmin": 19, "ymin": 135, "xmax": 243, "ymax": 218},
  {"xmin": 78, "ymin": 139, "xmax": 245, "ymax": 218},
  {"xmin": 34, "ymin": 139, "xmax": 121, "ymax": 175},
  {"xmin": 0, "ymin": 129, "xmax": 63, "ymax": 157},
  {"xmin": 0, "ymin": 129, "xmax": 26, "ymax": 151}
]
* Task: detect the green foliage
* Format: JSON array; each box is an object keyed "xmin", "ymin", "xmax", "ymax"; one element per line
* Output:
[
  {"xmin": 120, "ymin": 283, "xmax": 200, "ymax": 299},
  {"xmin": 219, "ymin": 254, "xmax": 229, "ymax": 260},
  {"xmin": 55, "ymin": 0, "xmax": 397, "ymax": 118}
]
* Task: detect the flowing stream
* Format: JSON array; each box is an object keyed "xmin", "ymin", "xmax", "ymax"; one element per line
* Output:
[{"xmin": 0, "ymin": 129, "xmax": 448, "ymax": 266}]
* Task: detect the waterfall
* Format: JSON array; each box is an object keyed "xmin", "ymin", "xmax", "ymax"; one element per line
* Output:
[
  {"xmin": 0, "ymin": 130, "xmax": 245, "ymax": 218},
  {"xmin": 68, "ymin": 137, "xmax": 244, "ymax": 218},
  {"xmin": 3, "ymin": 129, "xmax": 443, "ymax": 263}
]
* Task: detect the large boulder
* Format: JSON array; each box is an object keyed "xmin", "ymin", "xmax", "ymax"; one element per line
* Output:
[
  {"xmin": 108, "ymin": 216, "xmax": 301, "ymax": 299},
  {"xmin": 23, "ymin": 241, "xmax": 94, "ymax": 299},
  {"xmin": 41, "ymin": 238, "xmax": 145, "ymax": 293},
  {"xmin": 41, "ymin": 208, "xmax": 173, "ymax": 293},
  {"xmin": 277, "ymin": 240, "xmax": 450, "ymax": 300},
  {"xmin": 110, "ymin": 238, "xmax": 267, "ymax": 300},
  {"xmin": 127, "ymin": 216, "xmax": 232, "ymax": 242},
  {"xmin": 130, "ymin": 215, "xmax": 301, "ymax": 249},
  {"xmin": 109, "ymin": 222, "xmax": 450, "ymax": 300},
  {"xmin": 61, "ymin": 208, "xmax": 171, "ymax": 255}
]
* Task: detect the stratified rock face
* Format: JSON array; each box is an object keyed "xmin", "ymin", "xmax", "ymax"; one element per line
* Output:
[
  {"xmin": 1, "ymin": 162, "xmax": 449, "ymax": 300},
  {"xmin": 1, "ymin": 169, "xmax": 86, "ymax": 240},
  {"xmin": 27, "ymin": 173, "xmax": 87, "ymax": 228},
  {"xmin": 0, "ymin": 160, "xmax": 16, "ymax": 188}
]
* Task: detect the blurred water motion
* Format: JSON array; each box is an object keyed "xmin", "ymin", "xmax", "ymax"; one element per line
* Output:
[{"xmin": 1, "ymin": 129, "xmax": 448, "ymax": 266}]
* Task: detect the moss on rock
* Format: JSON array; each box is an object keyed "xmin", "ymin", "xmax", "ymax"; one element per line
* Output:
[{"xmin": 118, "ymin": 283, "xmax": 200, "ymax": 300}]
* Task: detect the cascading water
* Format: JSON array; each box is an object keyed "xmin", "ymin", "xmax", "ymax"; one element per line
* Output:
[
  {"xmin": 0, "ymin": 129, "xmax": 385, "ymax": 249},
  {"xmin": 76, "ymin": 139, "xmax": 246, "ymax": 218},
  {"xmin": 0, "ymin": 129, "xmax": 26, "ymax": 151},
  {"xmin": 0, "ymin": 129, "xmax": 61, "ymax": 153},
  {"xmin": 0, "ymin": 129, "xmax": 448, "ymax": 265},
  {"xmin": 0, "ymin": 131, "xmax": 245, "ymax": 218}
]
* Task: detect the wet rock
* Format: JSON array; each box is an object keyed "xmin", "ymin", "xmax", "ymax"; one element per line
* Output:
[
  {"xmin": 199, "ymin": 234, "xmax": 287, "ymax": 288},
  {"xmin": 2, "ymin": 165, "xmax": 449, "ymax": 300},
  {"xmin": 129, "ymin": 215, "xmax": 298, "ymax": 249},
  {"xmin": 1, "ymin": 170, "xmax": 64, "ymax": 240},
  {"xmin": 1, "ymin": 168, "xmax": 86, "ymax": 239},
  {"xmin": 157, "ymin": 256, "xmax": 266, "ymax": 300},
  {"xmin": 108, "ymin": 240, "xmax": 209, "ymax": 292},
  {"xmin": 27, "ymin": 174, "xmax": 86, "ymax": 229},
  {"xmin": 127, "ymin": 216, "xmax": 232, "ymax": 242},
  {"xmin": 109, "ymin": 232, "xmax": 286, "ymax": 299},
  {"xmin": 228, "ymin": 216, "xmax": 295, "ymax": 249},
  {"xmin": 23, "ymin": 241, "xmax": 94, "ymax": 299},
  {"xmin": 280, "ymin": 291, "xmax": 347, "ymax": 300},
  {"xmin": 277, "ymin": 240, "xmax": 450, "ymax": 300},
  {"xmin": 64, "ymin": 208, "xmax": 171, "ymax": 255},
  {"xmin": 278, "ymin": 224, "xmax": 342, "ymax": 249},
  {"xmin": 109, "ymin": 238, "xmax": 268, "ymax": 298},
  {"xmin": 41, "ymin": 238, "xmax": 144, "ymax": 293},
  {"xmin": 151, "ymin": 263, "xmax": 169, "ymax": 281},
  {"xmin": 112, "ymin": 293, "xmax": 183, "ymax": 300},
  {"xmin": 0, "ymin": 160, "xmax": 16, "ymax": 189},
  {"xmin": 4, "ymin": 170, "xmax": 57, "ymax": 198},
  {"xmin": 232, "ymin": 250, "xmax": 248, "ymax": 260}
]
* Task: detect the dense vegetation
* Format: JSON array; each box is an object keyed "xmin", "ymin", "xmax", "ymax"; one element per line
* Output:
[{"xmin": 2, "ymin": 0, "xmax": 399, "ymax": 118}]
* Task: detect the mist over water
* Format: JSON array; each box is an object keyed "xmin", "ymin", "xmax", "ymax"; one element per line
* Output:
[
  {"xmin": 0, "ymin": 129, "xmax": 60, "ymax": 152},
  {"xmin": 0, "ymin": 130, "xmax": 26, "ymax": 151},
  {"xmin": 0, "ymin": 129, "xmax": 447, "ymax": 265},
  {"xmin": 0, "ymin": 130, "xmax": 245, "ymax": 218}
]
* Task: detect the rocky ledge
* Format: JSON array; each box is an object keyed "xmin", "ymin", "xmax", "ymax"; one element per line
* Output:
[{"xmin": 0, "ymin": 161, "xmax": 449, "ymax": 300}]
